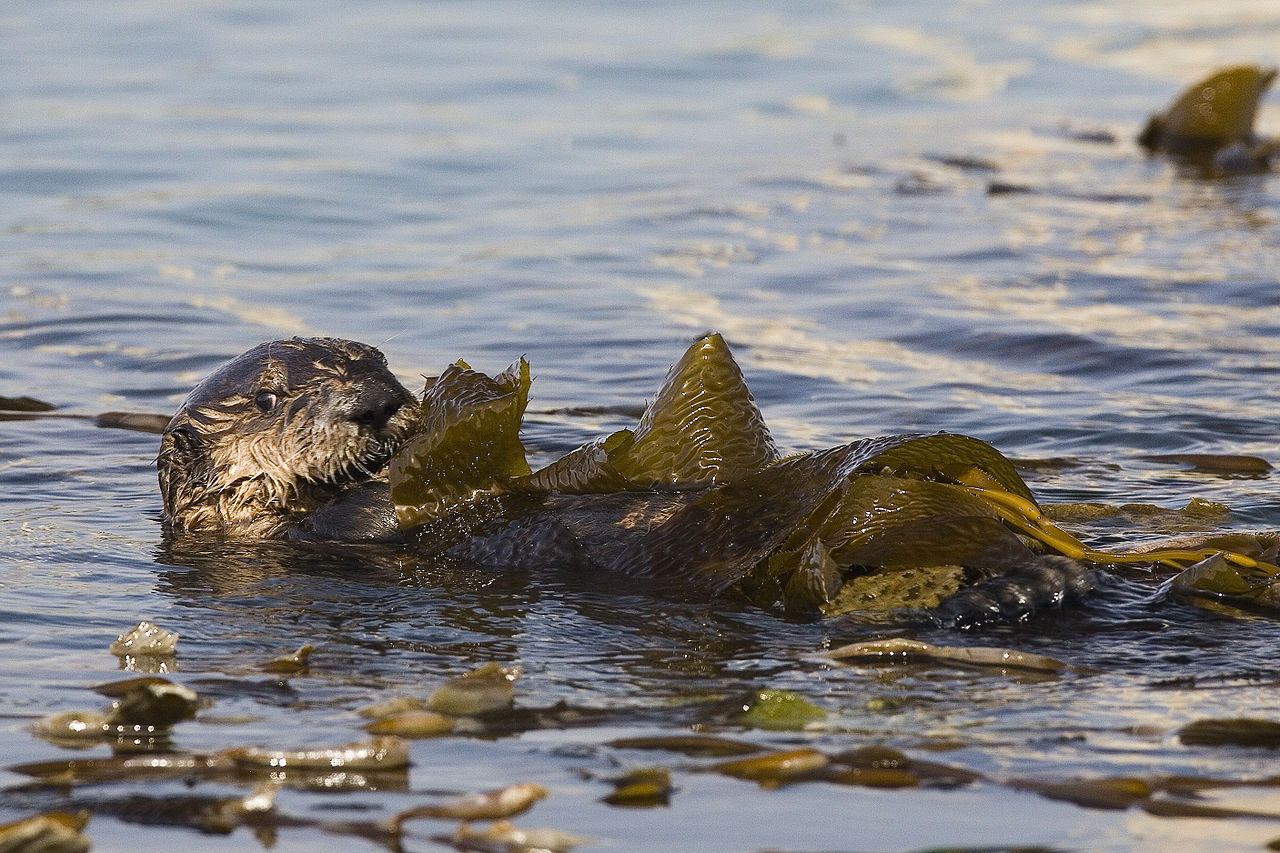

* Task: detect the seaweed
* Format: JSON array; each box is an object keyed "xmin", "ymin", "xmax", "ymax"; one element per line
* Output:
[{"xmin": 384, "ymin": 333, "xmax": 1280, "ymax": 617}]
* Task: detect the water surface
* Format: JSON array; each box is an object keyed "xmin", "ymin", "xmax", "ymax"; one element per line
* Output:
[{"xmin": 3, "ymin": 1, "xmax": 1280, "ymax": 850}]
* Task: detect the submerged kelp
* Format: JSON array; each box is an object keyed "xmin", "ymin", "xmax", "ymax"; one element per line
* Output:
[{"xmin": 385, "ymin": 334, "xmax": 1280, "ymax": 621}]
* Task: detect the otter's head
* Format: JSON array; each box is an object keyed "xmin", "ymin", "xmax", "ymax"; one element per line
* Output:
[{"xmin": 159, "ymin": 337, "xmax": 415, "ymax": 537}]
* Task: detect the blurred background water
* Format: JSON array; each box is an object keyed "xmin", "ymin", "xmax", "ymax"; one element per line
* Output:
[{"xmin": 3, "ymin": 1, "xmax": 1280, "ymax": 850}]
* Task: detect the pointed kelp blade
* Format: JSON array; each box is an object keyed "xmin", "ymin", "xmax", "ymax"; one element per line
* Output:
[
  {"xmin": 1140, "ymin": 65, "xmax": 1277, "ymax": 152},
  {"xmin": 524, "ymin": 333, "xmax": 779, "ymax": 493},
  {"xmin": 389, "ymin": 359, "xmax": 532, "ymax": 529}
]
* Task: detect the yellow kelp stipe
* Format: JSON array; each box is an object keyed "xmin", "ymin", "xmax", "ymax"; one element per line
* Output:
[{"xmin": 959, "ymin": 483, "xmax": 1280, "ymax": 575}]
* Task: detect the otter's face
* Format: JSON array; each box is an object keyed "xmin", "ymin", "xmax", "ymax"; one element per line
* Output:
[{"xmin": 159, "ymin": 337, "xmax": 415, "ymax": 537}]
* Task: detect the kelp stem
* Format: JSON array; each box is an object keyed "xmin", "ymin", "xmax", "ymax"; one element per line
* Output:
[{"xmin": 959, "ymin": 485, "xmax": 1280, "ymax": 575}]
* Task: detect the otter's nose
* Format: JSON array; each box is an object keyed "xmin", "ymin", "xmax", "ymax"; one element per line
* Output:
[{"xmin": 348, "ymin": 383, "xmax": 412, "ymax": 431}]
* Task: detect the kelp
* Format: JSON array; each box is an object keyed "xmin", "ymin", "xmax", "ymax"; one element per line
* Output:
[
  {"xmin": 390, "ymin": 359, "xmax": 532, "ymax": 529},
  {"xmin": 1139, "ymin": 65, "xmax": 1275, "ymax": 153},
  {"xmin": 0, "ymin": 810, "xmax": 90, "ymax": 853},
  {"xmin": 1138, "ymin": 65, "xmax": 1277, "ymax": 172},
  {"xmin": 521, "ymin": 332, "xmax": 778, "ymax": 493},
  {"xmin": 1170, "ymin": 554, "xmax": 1280, "ymax": 612},
  {"xmin": 737, "ymin": 689, "xmax": 827, "ymax": 731},
  {"xmin": 385, "ymin": 333, "xmax": 1280, "ymax": 618},
  {"xmin": 828, "ymin": 637, "xmax": 1068, "ymax": 674},
  {"xmin": 601, "ymin": 768, "xmax": 674, "ymax": 807},
  {"xmin": 610, "ymin": 437, "xmax": 1043, "ymax": 598},
  {"xmin": 392, "ymin": 782, "xmax": 548, "ymax": 824}
]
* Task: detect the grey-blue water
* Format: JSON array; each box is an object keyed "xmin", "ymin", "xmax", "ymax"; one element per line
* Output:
[{"xmin": 3, "ymin": 1, "xmax": 1280, "ymax": 850}]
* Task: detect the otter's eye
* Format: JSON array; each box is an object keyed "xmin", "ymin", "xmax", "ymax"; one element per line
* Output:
[{"xmin": 254, "ymin": 390, "xmax": 280, "ymax": 413}]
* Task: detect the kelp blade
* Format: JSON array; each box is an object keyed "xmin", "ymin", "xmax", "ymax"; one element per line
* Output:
[
  {"xmin": 524, "ymin": 333, "xmax": 778, "ymax": 493},
  {"xmin": 390, "ymin": 359, "xmax": 532, "ymax": 529},
  {"xmin": 1140, "ymin": 65, "xmax": 1277, "ymax": 152},
  {"xmin": 611, "ymin": 434, "xmax": 1038, "ymax": 593},
  {"xmin": 619, "ymin": 333, "xmax": 778, "ymax": 486}
]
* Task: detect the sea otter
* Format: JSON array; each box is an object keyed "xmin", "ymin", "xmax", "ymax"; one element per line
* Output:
[
  {"xmin": 158, "ymin": 337, "xmax": 415, "ymax": 540},
  {"xmin": 158, "ymin": 335, "xmax": 1106, "ymax": 624}
]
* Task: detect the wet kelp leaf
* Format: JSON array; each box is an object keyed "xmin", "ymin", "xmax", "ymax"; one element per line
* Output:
[
  {"xmin": 605, "ymin": 735, "xmax": 762, "ymax": 757},
  {"xmin": 109, "ymin": 621, "xmax": 179, "ymax": 657},
  {"xmin": 616, "ymin": 333, "xmax": 777, "ymax": 486},
  {"xmin": 1142, "ymin": 454, "xmax": 1272, "ymax": 476},
  {"xmin": 427, "ymin": 662, "xmax": 520, "ymax": 716},
  {"xmin": 602, "ymin": 768, "xmax": 674, "ymax": 807},
  {"xmin": 445, "ymin": 820, "xmax": 593, "ymax": 853},
  {"xmin": 1139, "ymin": 65, "xmax": 1276, "ymax": 154},
  {"xmin": 824, "ymin": 564, "xmax": 969, "ymax": 615},
  {"xmin": 711, "ymin": 748, "xmax": 829, "ymax": 786},
  {"xmin": 737, "ymin": 689, "xmax": 827, "ymax": 731},
  {"xmin": 1016, "ymin": 776, "xmax": 1153, "ymax": 810},
  {"xmin": 828, "ymin": 637, "xmax": 1068, "ymax": 674},
  {"xmin": 521, "ymin": 429, "xmax": 636, "ymax": 494},
  {"xmin": 778, "ymin": 538, "xmax": 844, "ymax": 616},
  {"xmin": 861, "ymin": 433, "xmax": 1035, "ymax": 503},
  {"xmin": 226, "ymin": 736, "xmax": 410, "ymax": 770},
  {"xmin": 0, "ymin": 810, "xmax": 90, "ymax": 853},
  {"xmin": 524, "ymin": 333, "xmax": 778, "ymax": 493},
  {"xmin": 33, "ymin": 679, "xmax": 199, "ymax": 746},
  {"xmin": 611, "ymin": 434, "xmax": 1037, "ymax": 593},
  {"xmin": 259, "ymin": 643, "xmax": 314, "ymax": 674},
  {"xmin": 1179, "ymin": 717, "xmax": 1280, "ymax": 748},
  {"xmin": 390, "ymin": 359, "xmax": 532, "ymax": 529},
  {"xmin": 0, "ymin": 395, "xmax": 57, "ymax": 412},
  {"xmin": 1171, "ymin": 553, "xmax": 1280, "ymax": 611},
  {"xmin": 393, "ymin": 782, "xmax": 548, "ymax": 824},
  {"xmin": 363, "ymin": 710, "xmax": 455, "ymax": 738}
]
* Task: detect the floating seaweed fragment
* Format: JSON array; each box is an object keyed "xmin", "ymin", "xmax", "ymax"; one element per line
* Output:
[
  {"xmin": 32, "ymin": 678, "xmax": 198, "ymax": 748},
  {"xmin": 1015, "ymin": 776, "xmax": 1153, "ymax": 810},
  {"xmin": 427, "ymin": 663, "xmax": 520, "ymax": 716},
  {"xmin": 602, "ymin": 768, "xmax": 674, "ymax": 807},
  {"xmin": 444, "ymin": 819, "xmax": 594, "ymax": 853},
  {"xmin": 225, "ymin": 735, "xmax": 410, "ymax": 771},
  {"xmin": 392, "ymin": 782, "xmax": 549, "ymax": 826},
  {"xmin": 1170, "ymin": 553, "xmax": 1280, "ymax": 612},
  {"xmin": 737, "ymin": 689, "xmax": 827, "ymax": 731},
  {"xmin": 11, "ymin": 752, "xmax": 223, "ymax": 785},
  {"xmin": 363, "ymin": 710, "xmax": 455, "ymax": 738},
  {"xmin": 1141, "ymin": 454, "xmax": 1271, "ymax": 476},
  {"xmin": 356, "ymin": 696, "xmax": 433, "ymax": 719},
  {"xmin": 258, "ymin": 643, "xmax": 314, "ymax": 674},
  {"xmin": 0, "ymin": 395, "xmax": 57, "ymax": 412},
  {"xmin": 605, "ymin": 734, "xmax": 763, "ymax": 757},
  {"xmin": 711, "ymin": 748, "xmax": 829, "ymax": 787},
  {"xmin": 1138, "ymin": 65, "xmax": 1278, "ymax": 173},
  {"xmin": 110, "ymin": 622, "xmax": 179, "ymax": 674},
  {"xmin": 1178, "ymin": 717, "xmax": 1280, "ymax": 749},
  {"xmin": 828, "ymin": 637, "xmax": 1068, "ymax": 674},
  {"xmin": 0, "ymin": 810, "xmax": 90, "ymax": 853}
]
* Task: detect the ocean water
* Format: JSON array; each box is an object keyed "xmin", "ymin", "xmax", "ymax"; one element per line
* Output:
[{"xmin": 2, "ymin": 1, "xmax": 1280, "ymax": 850}]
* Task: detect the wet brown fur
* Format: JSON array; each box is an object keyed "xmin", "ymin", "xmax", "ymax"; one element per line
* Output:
[{"xmin": 159, "ymin": 337, "xmax": 414, "ymax": 538}]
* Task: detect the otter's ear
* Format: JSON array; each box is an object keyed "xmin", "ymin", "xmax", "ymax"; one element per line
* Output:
[{"xmin": 158, "ymin": 424, "xmax": 210, "ymax": 522}]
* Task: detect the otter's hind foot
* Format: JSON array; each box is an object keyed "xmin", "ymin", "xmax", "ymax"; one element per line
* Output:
[{"xmin": 932, "ymin": 556, "xmax": 1095, "ymax": 629}]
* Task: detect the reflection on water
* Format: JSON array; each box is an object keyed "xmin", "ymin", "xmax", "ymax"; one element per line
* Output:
[{"xmin": 3, "ymin": 0, "xmax": 1280, "ymax": 849}]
